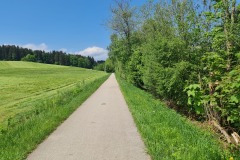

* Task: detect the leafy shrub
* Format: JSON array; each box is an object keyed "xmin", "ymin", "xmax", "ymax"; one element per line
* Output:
[{"xmin": 21, "ymin": 54, "xmax": 36, "ymax": 62}]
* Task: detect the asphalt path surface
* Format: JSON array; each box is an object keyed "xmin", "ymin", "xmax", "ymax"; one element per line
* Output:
[{"xmin": 27, "ymin": 74, "xmax": 150, "ymax": 160}]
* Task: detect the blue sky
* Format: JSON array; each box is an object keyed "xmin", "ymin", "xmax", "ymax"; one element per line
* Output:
[
  {"xmin": 0, "ymin": 0, "xmax": 145, "ymax": 60},
  {"xmin": 1, "ymin": 0, "xmax": 239, "ymax": 60}
]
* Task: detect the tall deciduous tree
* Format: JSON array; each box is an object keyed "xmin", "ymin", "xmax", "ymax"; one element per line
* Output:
[{"xmin": 108, "ymin": 0, "xmax": 137, "ymax": 77}]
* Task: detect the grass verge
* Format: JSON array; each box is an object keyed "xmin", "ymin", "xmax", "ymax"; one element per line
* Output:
[
  {"xmin": 117, "ymin": 76, "xmax": 234, "ymax": 160},
  {"xmin": 0, "ymin": 74, "xmax": 109, "ymax": 160}
]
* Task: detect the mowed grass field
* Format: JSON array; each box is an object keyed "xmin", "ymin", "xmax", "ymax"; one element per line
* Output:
[{"xmin": 0, "ymin": 61, "xmax": 108, "ymax": 128}]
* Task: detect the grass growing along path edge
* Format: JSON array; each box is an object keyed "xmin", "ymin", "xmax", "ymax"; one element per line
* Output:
[
  {"xmin": 116, "ymin": 76, "xmax": 235, "ymax": 160},
  {"xmin": 0, "ymin": 74, "xmax": 110, "ymax": 160}
]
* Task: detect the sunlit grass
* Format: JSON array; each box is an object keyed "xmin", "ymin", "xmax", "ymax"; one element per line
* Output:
[
  {"xmin": 0, "ymin": 61, "xmax": 107, "ymax": 127},
  {"xmin": 0, "ymin": 61, "xmax": 109, "ymax": 160},
  {"xmin": 117, "ymin": 76, "xmax": 231, "ymax": 160}
]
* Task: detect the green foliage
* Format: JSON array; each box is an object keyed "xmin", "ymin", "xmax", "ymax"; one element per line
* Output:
[
  {"xmin": 94, "ymin": 63, "xmax": 105, "ymax": 71},
  {"xmin": 108, "ymin": 0, "xmax": 240, "ymax": 135},
  {"xmin": 216, "ymin": 67, "xmax": 240, "ymax": 128},
  {"xmin": 162, "ymin": 61, "xmax": 195, "ymax": 105},
  {"xmin": 93, "ymin": 59, "xmax": 115, "ymax": 73},
  {"xmin": 0, "ymin": 45, "xmax": 97, "ymax": 69},
  {"xmin": 108, "ymin": 34, "xmax": 128, "ymax": 77},
  {"xmin": 105, "ymin": 58, "xmax": 115, "ymax": 73},
  {"xmin": 108, "ymin": 2, "xmax": 240, "ymax": 157},
  {"xmin": 126, "ymin": 48, "xmax": 143, "ymax": 87},
  {"xmin": 185, "ymin": 84, "xmax": 204, "ymax": 114},
  {"xmin": 21, "ymin": 54, "xmax": 36, "ymax": 62},
  {"xmin": 184, "ymin": 0, "xmax": 240, "ymax": 133}
]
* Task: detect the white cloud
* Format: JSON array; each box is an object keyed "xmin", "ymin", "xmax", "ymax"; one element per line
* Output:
[
  {"xmin": 21, "ymin": 43, "xmax": 48, "ymax": 51},
  {"xmin": 59, "ymin": 48, "xmax": 67, "ymax": 52},
  {"xmin": 76, "ymin": 46, "xmax": 108, "ymax": 61}
]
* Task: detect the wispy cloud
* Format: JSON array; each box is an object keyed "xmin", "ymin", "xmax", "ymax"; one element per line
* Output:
[
  {"xmin": 21, "ymin": 43, "xmax": 48, "ymax": 51},
  {"xmin": 59, "ymin": 48, "xmax": 67, "ymax": 52},
  {"xmin": 76, "ymin": 46, "xmax": 108, "ymax": 61}
]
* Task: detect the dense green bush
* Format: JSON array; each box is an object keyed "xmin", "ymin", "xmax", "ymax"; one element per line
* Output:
[
  {"xmin": 21, "ymin": 54, "xmax": 36, "ymax": 62},
  {"xmin": 108, "ymin": 0, "xmax": 240, "ymax": 135}
]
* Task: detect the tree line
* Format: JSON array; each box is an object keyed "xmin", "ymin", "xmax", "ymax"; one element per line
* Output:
[
  {"xmin": 0, "ymin": 45, "xmax": 98, "ymax": 69},
  {"xmin": 107, "ymin": 0, "xmax": 240, "ymax": 144}
]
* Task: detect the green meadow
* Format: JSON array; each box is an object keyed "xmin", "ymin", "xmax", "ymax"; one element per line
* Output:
[{"xmin": 0, "ymin": 61, "xmax": 107, "ymax": 128}]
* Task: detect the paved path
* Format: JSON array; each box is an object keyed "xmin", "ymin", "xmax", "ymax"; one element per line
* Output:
[{"xmin": 27, "ymin": 74, "xmax": 150, "ymax": 160}]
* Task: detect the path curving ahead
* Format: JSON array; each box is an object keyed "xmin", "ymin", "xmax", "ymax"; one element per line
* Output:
[{"xmin": 27, "ymin": 74, "xmax": 150, "ymax": 160}]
